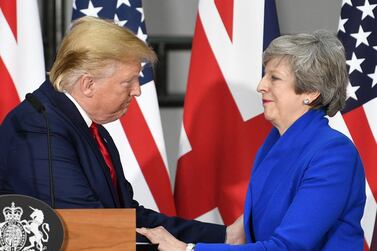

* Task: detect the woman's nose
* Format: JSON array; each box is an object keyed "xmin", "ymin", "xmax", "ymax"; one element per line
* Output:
[{"xmin": 257, "ymin": 76, "xmax": 267, "ymax": 93}]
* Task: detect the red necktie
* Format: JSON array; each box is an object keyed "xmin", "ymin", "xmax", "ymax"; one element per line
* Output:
[{"xmin": 90, "ymin": 123, "xmax": 118, "ymax": 189}]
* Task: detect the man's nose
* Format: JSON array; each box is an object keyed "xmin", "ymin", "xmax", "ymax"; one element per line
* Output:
[{"xmin": 130, "ymin": 83, "xmax": 141, "ymax": 97}]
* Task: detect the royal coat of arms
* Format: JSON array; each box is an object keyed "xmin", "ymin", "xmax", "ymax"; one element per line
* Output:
[{"xmin": 0, "ymin": 202, "xmax": 50, "ymax": 251}]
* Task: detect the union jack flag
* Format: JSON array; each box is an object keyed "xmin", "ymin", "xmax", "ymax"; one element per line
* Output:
[
  {"xmin": 334, "ymin": 0, "xmax": 377, "ymax": 249},
  {"xmin": 175, "ymin": 0, "xmax": 279, "ymax": 224},
  {"xmin": 72, "ymin": 0, "xmax": 176, "ymax": 215},
  {"xmin": 0, "ymin": 0, "xmax": 45, "ymax": 123}
]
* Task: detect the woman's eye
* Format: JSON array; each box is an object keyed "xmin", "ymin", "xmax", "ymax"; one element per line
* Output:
[{"xmin": 271, "ymin": 75, "xmax": 279, "ymax": 80}]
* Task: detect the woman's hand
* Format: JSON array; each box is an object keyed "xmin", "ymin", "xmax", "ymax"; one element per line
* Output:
[
  {"xmin": 137, "ymin": 226, "xmax": 188, "ymax": 251},
  {"xmin": 226, "ymin": 214, "xmax": 245, "ymax": 244}
]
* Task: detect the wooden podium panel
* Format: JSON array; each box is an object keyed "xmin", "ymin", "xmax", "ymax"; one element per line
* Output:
[{"xmin": 56, "ymin": 209, "xmax": 135, "ymax": 251}]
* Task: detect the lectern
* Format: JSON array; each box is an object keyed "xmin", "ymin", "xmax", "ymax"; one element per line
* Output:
[{"xmin": 56, "ymin": 209, "xmax": 135, "ymax": 251}]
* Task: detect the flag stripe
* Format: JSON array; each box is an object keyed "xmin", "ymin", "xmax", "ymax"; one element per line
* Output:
[
  {"xmin": 0, "ymin": 0, "xmax": 17, "ymax": 40},
  {"xmin": 362, "ymin": 180, "xmax": 377, "ymax": 248},
  {"xmin": 0, "ymin": 57, "xmax": 19, "ymax": 122},
  {"xmin": 121, "ymin": 98, "xmax": 176, "ymax": 216},
  {"xmin": 0, "ymin": 0, "xmax": 45, "ymax": 113},
  {"xmin": 343, "ymin": 107, "xmax": 377, "ymax": 200},
  {"xmin": 135, "ymin": 82, "xmax": 169, "ymax": 169},
  {"xmin": 337, "ymin": 0, "xmax": 377, "ymax": 247},
  {"xmin": 364, "ymin": 98, "xmax": 377, "ymax": 143},
  {"xmin": 214, "ymin": 0, "xmax": 234, "ymax": 42}
]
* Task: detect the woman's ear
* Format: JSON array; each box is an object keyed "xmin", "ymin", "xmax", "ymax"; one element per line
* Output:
[{"xmin": 307, "ymin": 91, "xmax": 320, "ymax": 103}]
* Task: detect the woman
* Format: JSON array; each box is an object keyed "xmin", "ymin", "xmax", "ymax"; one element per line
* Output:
[{"xmin": 137, "ymin": 30, "xmax": 366, "ymax": 250}]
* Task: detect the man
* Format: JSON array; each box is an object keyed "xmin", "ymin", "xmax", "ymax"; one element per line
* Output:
[{"xmin": 0, "ymin": 16, "xmax": 226, "ymax": 243}]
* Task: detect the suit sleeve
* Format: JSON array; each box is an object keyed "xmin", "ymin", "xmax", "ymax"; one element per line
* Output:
[
  {"xmin": 117, "ymin": 171, "xmax": 226, "ymax": 243},
  {"xmin": 194, "ymin": 137, "xmax": 365, "ymax": 251},
  {"xmin": 98, "ymin": 124, "xmax": 226, "ymax": 244},
  {"xmin": 0, "ymin": 109, "xmax": 104, "ymax": 208}
]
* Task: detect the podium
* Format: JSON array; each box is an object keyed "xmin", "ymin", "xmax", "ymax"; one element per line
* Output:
[{"xmin": 56, "ymin": 209, "xmax": 136, "ymax": 251}]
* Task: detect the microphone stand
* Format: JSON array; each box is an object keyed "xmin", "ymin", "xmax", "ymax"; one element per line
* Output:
[{"xmin": 25, "ymin": 93, "xmax": 55, "ymax": 209}]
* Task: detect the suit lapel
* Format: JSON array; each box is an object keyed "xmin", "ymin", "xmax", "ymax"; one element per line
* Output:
[
  {"xmin": 37, "ymin": 81, "xmax": 121, "ymax": 207},
  {"xmin": 98, "ymin": 125, "xmax": 133, "ymax": 207},
  {"xmin": 98, "ymin": 126, "xmax": 136, "ymax": 207},
  {"xmin": 250, "ymin": 110, "xmax": 326, "ymax": 217}
]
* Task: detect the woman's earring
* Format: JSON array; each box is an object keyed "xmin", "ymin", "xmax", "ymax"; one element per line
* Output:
[{"xmin": 303, "ymin": 99, "xmax": 310, "ymax": 105}]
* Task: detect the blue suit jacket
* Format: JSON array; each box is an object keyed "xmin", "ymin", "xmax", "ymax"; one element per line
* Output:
[
  {"xmin": 196, "ymin": 110, "xmax": 365, "ymax": 250},
  {"xmin": 0, "ymin": 80, "xmax": 225, "ymax": 243}
]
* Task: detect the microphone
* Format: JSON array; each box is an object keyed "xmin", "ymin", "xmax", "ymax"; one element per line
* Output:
[
  {"xmin": 25, "ymin": 93, "xmax": 45, "ymax": 113},
  {"xmin": 25, "ymin": 93, "xmax": 55, "ymax": 209}
]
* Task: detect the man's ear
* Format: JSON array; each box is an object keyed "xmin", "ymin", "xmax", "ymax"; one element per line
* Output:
[{"xmin": 78, "ymin": 74, "xmax": 95, "ymax": 97}]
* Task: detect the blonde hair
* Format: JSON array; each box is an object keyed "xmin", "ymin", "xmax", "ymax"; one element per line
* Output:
[{"xmin": 49, "ymin": 16, "xmax": 157, "ymax": 92}]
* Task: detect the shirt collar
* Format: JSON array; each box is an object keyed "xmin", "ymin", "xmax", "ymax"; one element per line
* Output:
[{"xmin": 64, "ymin": 92, "xmax": 92, "ymax": 128}]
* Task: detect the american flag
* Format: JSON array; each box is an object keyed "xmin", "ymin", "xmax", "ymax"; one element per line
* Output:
[
  {"xmin": 0, "ymin": 0, "xmax": 45, "ymax": 123},
  {"xmin": 175, "ymin": 0, "xmax": 279, "ymax": 225},
  {"xmin": 72, "ymin": 0, "xmax": 176, "ymax": 215},
  {"xmin": 334, "ymin": 0, "xmax": 377, "ymax": 249}
]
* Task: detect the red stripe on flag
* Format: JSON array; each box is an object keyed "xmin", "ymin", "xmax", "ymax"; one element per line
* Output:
[
  {"xmin": 214, "ymin": 0, "xmax": 234, "ymax": 41},
  {"xmin": 343, "ymin": 106, "xmax": 377, "ymax": 200},
  {"xmin": 175, "ymin": 17, "xmax": 271, "ymax": 224},
  {"xmin": 0, "ymin": 0, "xmax": 17, "ymax": 40},
  {"xmin": 0, "ymin": 57, "xmax": 20, "ymax": 122},
  {"xmin": 120, "ymin": 99, "xmax": 176, "ymax": 216}
]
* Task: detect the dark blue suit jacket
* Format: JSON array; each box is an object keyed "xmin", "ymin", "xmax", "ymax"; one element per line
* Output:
[{"xmin": 0, "ymin": 80, "xmax": 225, "ymax": 243}]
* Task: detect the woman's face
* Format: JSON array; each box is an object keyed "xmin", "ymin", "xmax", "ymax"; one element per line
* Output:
[{"xmin": 257, "ymin": 57, "xmax": 310, "ymax": 134}]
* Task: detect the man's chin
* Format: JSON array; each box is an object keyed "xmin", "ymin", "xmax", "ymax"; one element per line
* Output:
[
  {"xmin": 119, "ymin": 108, "xmax": 128, "ymax": 118},
  {"xmin": 92, "ymin": 110, "xmax": 128, "ymax": 124},
  {"xmin": 93, "ymin": 117, "xmax": 119, "ymax": 125}
]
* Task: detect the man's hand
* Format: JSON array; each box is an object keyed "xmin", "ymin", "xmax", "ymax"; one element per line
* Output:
[{"xmin": 225, "ymin": 214, "xmax": 245, "ymax": 244}]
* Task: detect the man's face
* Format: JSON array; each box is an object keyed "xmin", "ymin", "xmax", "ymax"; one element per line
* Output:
[{"xmin": 88, "ymin": 61, "xmax": 142, "ymax": 124}]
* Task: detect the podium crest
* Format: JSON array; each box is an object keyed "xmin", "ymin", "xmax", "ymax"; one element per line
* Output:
[{"xmin": 0, "ymin": 202, "xmax": 50, "ymax": 251}]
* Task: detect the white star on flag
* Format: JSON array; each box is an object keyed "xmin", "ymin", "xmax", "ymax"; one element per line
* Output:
[
  {"xmin": 347, "ymin": 82, "xmax": 360, "ymax": 100},
  {"xmin": 356, "ymin": 0, "xmax": 377, "ymax": 20},
  {"xmin": 368, "ymin": 66, "xmax": 377, "ymax": 88},
  {"xmin": 339, "ymin": 18, "xmax": 348, "ymax": 33},
  {"xmin": 351, "ymin": 26, "xmax": 371, "ymax": 47},
  {"xmin": 337, "ymin": 0, "xmax": 377, "ymax": 247},
  {"xmin": 73, "ymin": 0, "xmax": 77, "ymax": 10},
  {"xmin": 136, "ymin": 8, "xmax": 145, "ymax": 22},
  {"xmin": 137, "ymin": 27, "xmax": 147, "ymax": 42},
  {"xmin": 117, "ymin": 0, "xmax": 131, "ymax": 8},
  {"xmin": 346, "ymin": 53, "xmax": 365, "ymax": 74},
  {"xmin": 80, "ymin": 0, "xmax": 103, "ymax": 17},
  {"xmin": 343, "ymin": 0, "xmax": 353, "ymax": 7},
  {"xmin": 114, "ymin": 13, "xmax": 127, "ymax": 27}
]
